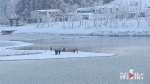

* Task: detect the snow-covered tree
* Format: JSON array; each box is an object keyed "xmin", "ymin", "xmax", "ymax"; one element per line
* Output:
[
  {"xmin": 0, "ymin": 0, "xmax": 10, "ymax": 25},
  {"xmin": 7, "ymin": 0, "xmax": 17, "ymax": 19}
]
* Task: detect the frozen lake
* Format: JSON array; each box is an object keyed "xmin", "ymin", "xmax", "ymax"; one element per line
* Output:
[
  {"xmin": 0, "ymin": 45, "xmax": 150, "ymax": 84},
  {"xmin": 0, "ymin": 34, "xmax": 150, "ymax": 84}
]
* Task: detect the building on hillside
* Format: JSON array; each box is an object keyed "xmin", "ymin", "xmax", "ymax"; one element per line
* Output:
[
  {"xmin": 60, "ymin": 13, "xmax": 82, "ymax": 21},
  {"xmin": 76, "ymin": 5, "xmax": 148, "ymax": 20},
  {"xmin": 76, "ymin": 6, "xmax": 114, "ymax": 20},
  {"xmin": 30, "ymin": 9, "xmax": 61, "ymax": 23},
  {"xmin": 76, "ymin": 7, "xmax": 94, "ymax": 20},
  {"xmin": 127, "ymin": 6, "xmax": 147, "ymax": 18},
  {"xmin": 78, "ymin": 13, "xmax": 94, "ymax": 20}
]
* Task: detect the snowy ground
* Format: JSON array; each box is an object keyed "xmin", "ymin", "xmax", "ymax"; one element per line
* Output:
[
  {"xmin": 0, "ymin": 19, "xmax": 150, "ymax": 36},
  {"xmin": 0, "ymin": 41, "xmax": 115, "ymax": 61},
  {"xmin": 0, "ymin": 50, "xmax": 115, "ymax": 61}
]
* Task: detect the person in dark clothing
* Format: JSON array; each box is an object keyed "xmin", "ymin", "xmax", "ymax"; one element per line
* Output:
[
  {"xmin": 50, "ymin": 47, "xmax": 52, "ymax": 52},
  {"xmin": 76, "ymin": 48, "xmax": 78, "ymax": 53},
  {"xmin": 58, "ymin": 49, "xmax": 61, "ymax": 55},
  {"xmin": 63, "ymin": 47, "xmax": 65, "ymax": 52},
  {"xmin": 73, "ymin": 49, "xmax": 76, "ymax": 53},
  {"xmin": 54, "ymin": 50, "xmax": 58, "ymax": 55}
]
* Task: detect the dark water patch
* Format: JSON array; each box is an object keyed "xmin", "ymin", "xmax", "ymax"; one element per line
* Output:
[{"xmin": 11, "ymin": 36, "xmax": 150, "ymax": 53}]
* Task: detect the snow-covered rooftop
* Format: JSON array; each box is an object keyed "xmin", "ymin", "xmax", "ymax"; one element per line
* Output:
[
  {"xmin": 76, "ymin": 7, "xmax": 93, "ymax": 11},
  {"xmin": 36, "ymin": 9, "xmax": 60, "ymax": 13}
]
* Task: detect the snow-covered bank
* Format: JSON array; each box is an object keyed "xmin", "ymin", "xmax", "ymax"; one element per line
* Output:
[
  {"xmin": 0, "ymin": 50, "xmax": 115, "ymax": 61},
  {"xmin": 0, "ymin": 19, "xmax": 150, "ymax": 36},
  {"xmin": 0, "ymin": 41, "xmax": 115, "ymax": 61}
]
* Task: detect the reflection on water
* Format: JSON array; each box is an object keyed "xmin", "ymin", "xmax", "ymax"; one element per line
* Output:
[
  {"xmin": 12, "ymin": 36, "xmax": 150, "ymax": 53},
  {"xmin": 0, "ymin": 42, "xmax": 15, "ymax": 47}
]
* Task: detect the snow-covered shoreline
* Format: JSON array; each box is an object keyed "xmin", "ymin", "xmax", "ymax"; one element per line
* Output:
[
  {"xmin": 0, "ymin": 50, "xmax": 115, "ymax": 61},
  {"xmin": 1, "ymin": 19, "xmax": 150, "ymax": 36}
]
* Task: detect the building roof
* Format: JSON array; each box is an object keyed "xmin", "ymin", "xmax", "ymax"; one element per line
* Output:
[
  {"xmin": 36, "ymin": 9, "xmax": 60, "ymax": 12},
  {"xmin": 76, "ymin": 7, "xmax": 93, "ymax": 11}
]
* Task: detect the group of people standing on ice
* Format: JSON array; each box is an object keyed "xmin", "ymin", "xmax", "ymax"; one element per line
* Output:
[{"xmin": 50, "ymin": 47, "xmax": 78, "ymax": 55}]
